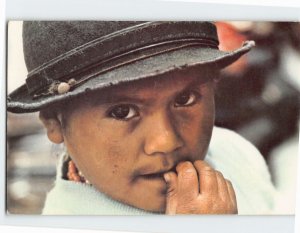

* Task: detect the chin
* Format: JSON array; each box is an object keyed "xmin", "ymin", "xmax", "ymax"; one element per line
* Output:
[
  {"xmin": 124, "ymin": 191, "xmax": 166, "ymax": 213},
  {"xmin": 137, "ymin": 199, "xmax": 166, "ymax": 213},
  {"xmin": 141, "ymin": 192, "xmax": 167, "ymax": 213}
]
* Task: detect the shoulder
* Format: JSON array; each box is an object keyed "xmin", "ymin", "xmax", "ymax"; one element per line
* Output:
[
  {"xmin": 208, "ymin": 126, "xmax": 271, "ymax": 180},
  {"xmin": 209, "ymin": 126, "xmax": 266, "ymax": 166},
  {"xmin": 207, "ymin": 127, "xmax": 277, "ymax": 214},
  {"xmin": 210, "ymin": 126, "xmax": 256, "ymax": 150}
]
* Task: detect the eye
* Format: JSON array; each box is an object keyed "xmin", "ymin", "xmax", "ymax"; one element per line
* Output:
[
  {"xmin": 174, "ymin": 91, "xmax": 198, "ymax": 107},
  {"xmin": 108, "ymin": 104, "xmax": 139, "ymax": 120}
]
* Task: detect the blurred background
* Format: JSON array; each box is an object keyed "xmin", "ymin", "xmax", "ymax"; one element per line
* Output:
[{"xmin": 6, "ymin": 21, "xmax": 300, "ymax": 214}]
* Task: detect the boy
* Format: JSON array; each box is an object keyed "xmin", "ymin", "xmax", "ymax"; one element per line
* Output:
[{"xmin": 7, "ymin": 21, "xmax": 276, "ymax": 215}]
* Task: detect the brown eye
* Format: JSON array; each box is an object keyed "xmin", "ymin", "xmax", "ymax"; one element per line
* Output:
[
  {"xmin": 108, "ymin": 105, "xmax": 139, "ymax": 120},
  {"xmin": 174, "ymin": 91, "xmax": 197, "ymax": 107}
]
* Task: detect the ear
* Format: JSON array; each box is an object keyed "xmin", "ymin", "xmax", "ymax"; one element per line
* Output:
[{"xmin": 39, "ymin": 111, "xmax": 64, "ymax": 144}]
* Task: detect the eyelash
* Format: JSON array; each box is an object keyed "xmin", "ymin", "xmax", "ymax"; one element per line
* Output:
[
  {"xmin": 107, "ymin": 104, "xmax": 139, "ymax": 121},
  {"xmin": 174, "ymin": 90, "xmax": 200, "ymax": 108},
  {"xmin": 107, "ymin": 90, "xmax": 201, "ymax": 121}
]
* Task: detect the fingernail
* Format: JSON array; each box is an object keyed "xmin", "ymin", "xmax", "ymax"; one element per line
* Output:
[{"xmin": 164, "ymin": 173, "xmax": 170, "ymax": 182}]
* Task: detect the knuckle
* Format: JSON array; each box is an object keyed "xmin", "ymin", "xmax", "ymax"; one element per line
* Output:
[
  {"xmin": 193, "ymin": 160, "xmax": 202, "ymax": 167},
  {"xmin": 226, "ymin": 179, "xmax": 233, "ymax": 186},
  {"xmin": 215, "ymin": 170, "xmax": 224, "ymax": 178},
  {"xmin": 177, "ymin": 161, "xmax": 193, "ymax": 172},
  {"xmin": 194, "ymin": 160, "xmax": 212, "ymax": 169},
  {"xmin": 194, "ymin": 161, "xmax": 214, "ymax": 174},
  {"xmin": 178, "ymin": 204, "xmax": 198, "ymax": 214},
  {"xmin": 181, "ymin": 172, "xmax": 195, "ymax": 180},
  {"xmin": 165, "ymin": 177, "xmax": 177, "ymax": 195},
  {"xmin": 166, "ymin": 186, "xmax": 177, "ymax": 198},
  {"xmin": 199, "ymin": 168, "xmax": 215, "ymax": 177}
]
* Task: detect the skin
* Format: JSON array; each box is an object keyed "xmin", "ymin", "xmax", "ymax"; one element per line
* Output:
[{"xmin": 40, "ymin": 67, "xmax": 237, "ymax": 214}]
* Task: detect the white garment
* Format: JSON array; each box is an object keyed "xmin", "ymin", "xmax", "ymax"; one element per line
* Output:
[
  {"xmin": 206, "ymin": 127, "xmax": 277, "ymax": 214},
  {"xmin": 42, "ymin": 127, "xmax": 277, "ymax": 215}
]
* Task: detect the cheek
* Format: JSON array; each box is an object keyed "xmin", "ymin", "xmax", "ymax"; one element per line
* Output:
[
  {"xmin": 63, "ymin": 112, "xmax": 140, "ymax": 180},
  {"xmin": 180, "ymin": 110, "xmax": 213, "ymax": 143},
  {"xmin": 176, "ymin": 96, "xmax": 215, "ymax": 156}
]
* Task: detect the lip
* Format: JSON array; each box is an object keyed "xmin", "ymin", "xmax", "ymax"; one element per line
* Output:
[{"xmin": 140, "ymin": 165, "xmax": 177, "ymax": 180}]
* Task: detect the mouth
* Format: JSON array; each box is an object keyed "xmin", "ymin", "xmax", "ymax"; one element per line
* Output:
[
  {"xmin": 141, "ymin": 173, "xmax": 164, "ymax": 180},
  {"xmin": 140, "ymin": 165, "xmax": 177, "ymax": 180}
]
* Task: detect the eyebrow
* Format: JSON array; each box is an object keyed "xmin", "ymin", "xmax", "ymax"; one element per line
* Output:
[
  {"xmin": 90, "ymin": 76, "xmax": 211, "ymax": 106},
  {"xmin": 103, "ymin": 94, "xmax": 156, "ymax": 105},
  {"xmin": 88, "ymin": 89, "xmax": 156, "ymax": 106}
]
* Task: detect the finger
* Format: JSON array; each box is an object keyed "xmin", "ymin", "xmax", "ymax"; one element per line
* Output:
[
  {"xmin": 194, "ymin": 160, "xmax": 218, "ymax": 195},
  {"xmin": 215, "ymin": 171, "xmax": 230, "ymax": 201},
  {"xmin": 226, "ymin": 179, "xmax": 238, "ymax": 212},
  {"xmin": 164, "ymin": 171, "xmax": 178, "ymax": 214},
  {"xmin": 176, "ymin": 161, "xmax": 199, "ymax": 200}
]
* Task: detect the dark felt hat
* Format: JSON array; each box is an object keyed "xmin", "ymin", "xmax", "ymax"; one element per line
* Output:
[{"xmin": 7, "ymin": 21, "xmax": 255, "ymax": 113}]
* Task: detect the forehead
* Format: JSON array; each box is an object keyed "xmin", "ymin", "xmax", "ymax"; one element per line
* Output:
[{"xmin": 81, "ymin": 66, "xmax": 217, "ymax": 103}]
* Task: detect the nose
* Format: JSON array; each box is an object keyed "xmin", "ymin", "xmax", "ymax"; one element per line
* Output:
[{"xmin": 143, "ymin": 110, "xmax": 183, "ymax": 155}]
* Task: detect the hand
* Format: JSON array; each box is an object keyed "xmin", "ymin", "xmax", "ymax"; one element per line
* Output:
[{"xmin": 163, "ymin": 160, "xmax": 238, "ymax": 214}]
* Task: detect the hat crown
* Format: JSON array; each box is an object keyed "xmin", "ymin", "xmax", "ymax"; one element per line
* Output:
[
  {"xmin": 23, "ymin": 21, "xmax": 141, "ymax": 72},
  {"xmin": 23, "ymin": 21, "xmax": 220, "ymax": 97}
]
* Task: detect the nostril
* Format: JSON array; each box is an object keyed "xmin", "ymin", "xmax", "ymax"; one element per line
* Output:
[{"xmin": 144, "ymin": 130, "xmax": 183, "ymax": 155}]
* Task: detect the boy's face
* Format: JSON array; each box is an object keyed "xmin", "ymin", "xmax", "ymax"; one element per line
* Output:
[{"xmin": 59, "ymin": 68, "xmax": 216, "ymax": 212}]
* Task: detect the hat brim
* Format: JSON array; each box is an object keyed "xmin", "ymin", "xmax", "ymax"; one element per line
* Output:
[{"xmin": 7, "ymin": 41, "xmax": 254, "ymax": 113}]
